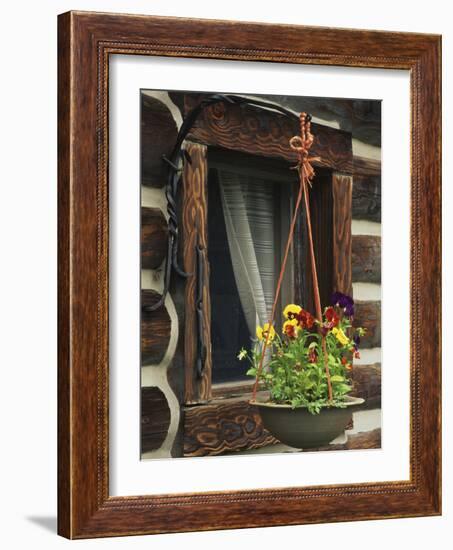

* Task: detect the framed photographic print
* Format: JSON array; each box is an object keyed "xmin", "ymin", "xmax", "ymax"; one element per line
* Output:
[{"xmin": 58, "ymin": 11, "xmax": 441, "ymax": 538}]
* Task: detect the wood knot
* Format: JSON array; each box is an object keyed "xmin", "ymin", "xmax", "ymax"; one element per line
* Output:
[{"xmin": 211, "ymin": 102, "xmax": 226, "ymax": 120}]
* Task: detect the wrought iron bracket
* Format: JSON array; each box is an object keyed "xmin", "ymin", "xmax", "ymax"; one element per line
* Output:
[{"xmin": 195, "ymin": 236, "xmax": 207, "ymax": 378}]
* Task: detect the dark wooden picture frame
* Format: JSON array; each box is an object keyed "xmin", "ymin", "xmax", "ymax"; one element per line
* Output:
[{"xmin": 58, "ymin": 11, "xmax": 441, "ymax": 538}]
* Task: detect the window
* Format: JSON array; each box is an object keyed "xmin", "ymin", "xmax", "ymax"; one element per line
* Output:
[
  {"xmin": 207, "ymin": 151, "xmax": 297, "ymax": 384},
  {"xmin": 181, "ymin": 145, "xmax": 341, "ymax": 408}
]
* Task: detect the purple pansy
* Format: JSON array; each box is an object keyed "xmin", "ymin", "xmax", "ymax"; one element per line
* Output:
[
  {"xmin": 353, "ymin": 334, "xmax": 360, "ymax": 351},
  {"xmin": 331, "ymin": 291, "xmax": 355, "ymax": 317}
]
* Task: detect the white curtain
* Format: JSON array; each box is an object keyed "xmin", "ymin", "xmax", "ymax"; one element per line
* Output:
[{"xmin": 217, "ymin": 170, "xmax": 276, "ymax": 338}]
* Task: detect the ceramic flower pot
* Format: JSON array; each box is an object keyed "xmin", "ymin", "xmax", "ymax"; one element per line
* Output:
[{"xmin": 250, "ymin": 396, "xmax": 364, "ymax": 449}]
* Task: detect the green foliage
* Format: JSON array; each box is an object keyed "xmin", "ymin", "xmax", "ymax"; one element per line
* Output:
[{"xmin": 239, "ymin": 303, "xmax": 365, "ymax": 415}]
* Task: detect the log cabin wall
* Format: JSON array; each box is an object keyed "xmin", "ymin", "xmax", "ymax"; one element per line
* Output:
[
  {"xmin": 350, "ymin": 154, "xmax": 381, "ymax": 410},
  {"xmin": 140, "ymin": 91, "xmax": 382, "ymax": 458},
  {"xmin": 140, "ymin": 92, "xmax": 185, "ymax": 458}
]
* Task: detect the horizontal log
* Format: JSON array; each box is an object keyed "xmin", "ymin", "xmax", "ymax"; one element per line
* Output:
[
  {"xmin": 141, "ymin": 290, "xmax": 171, "ymax": 365},
  {"xmin": 342, "ymin": 428, "xmax": 381, "ymax": 449},
  {"xmin": 184, "ymin": 94, "xmax": 353, "ymax": 174},
  {"xmin": 353, "ymin": 155, "xmax": 381, "ymax": 177},
  {"xmin": 350, "ymin": 363, "xmax": 381, "ymax": 404},
  {"xmin": 183, "ymin": 394, "xmax": 279, "ymax": 457},
  {"xmin": 141, "ymin": 386, "xmax": 171, "ymax": 453},
  {"xmin": 354, "ymin": 300, "xmax": 381, "ymax": 348},
  {"xmin": 309, "ymin": 428, "xmax": 381, "ymax": 452},
  {"xmin": 255, "ymin": 96, "xmax": 381, "ymax": 148},
  {"xmin": 352, "ymin": 174, "xmax": 381, "ymax": 222},
  {"xmin": 175, "ymin": 94, "xmax": 382, "ymax": 148},
  {"xmin": 352, "ymin": 235, "xmax": 381, "ymax": 283},
  {"xmin": 211, "ymin": 380, "xmax": 256, "ymax": 399},
  {"xmin": 167, "ymin": 259, "xmax": 187, "ymax": 457},
  {"xmin": 141, "ymin": 207, "xmax": 168, "ymax": 270},
  {"xmin": 141, "ymin": 94, "xmax": 178, "ymax": 188}
]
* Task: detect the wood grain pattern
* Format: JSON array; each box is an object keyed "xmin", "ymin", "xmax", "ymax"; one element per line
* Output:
[
  {"xmin": 211, "ymin": 380, "xmax": 256, "ymax": 399},
  {"xmin": 351, "ymin": 363, "xmax": 381, "ymax": 404},
  {"xmin": 183, "ymin": 395, "xmax": 279, "ymax": 456},
  {"xmin": 141, "ymin": 290, "xmax": 172, "ymax": 365},
  {"xmin": 58, "ymin": 11, "xmax": 441, "ymax": 539},
  {"xmin": 141, "ymin": 386, "xmax": 171, "ymax": 453},
  {"xmin": 310, "ymin": 428, "xmax": 381, "ymax": 452},
  {"xmin": 354, "ymin": 300, "xmax": 381, "ymax": 348},
  {"xmin": 352, "ymin": 174, "xmax": 381, "ymax": 222},
  {"xmin": 304, "ymin": 168, "xmax": 333, "ymax": 313},
  {"xmin": 141, "ymin": 93, "xmax": 178, "ymax": 187},
  {"xmin": 57, "ymin": 12, "xmax": 71, "ymax": 536},
  {"xmin": 214, "ymin": 95, "xmax": 381, "ymax": 147},
  {"xmin": 352, "ymin": 235, "xmax": 381, "ymax": 283},
  {"xmin": 182, "ymin": 142, "xmax": 212, "ymax": 404},
  {"xmin": 332, "ymin": 173, "xmax": 353, "ymax": 296},
  {"xmin": 185, "ymin": 94, "xmax": 354, "ymax": 174},
  {"xmin": 167, "ymin": 276, "xmax": 187, "ymax": 457},
  {"xmin": 353, "ymin": 156, "xmax": 381, "ymax": 177},
  {"xmin": 141, "ymin": 207, "xmax": 168, "ymax": 269}
]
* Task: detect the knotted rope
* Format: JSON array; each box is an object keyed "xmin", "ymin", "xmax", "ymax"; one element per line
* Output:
[{"xmin": 252, "ymin": 113, "xmax": 333, "ymax": 403}]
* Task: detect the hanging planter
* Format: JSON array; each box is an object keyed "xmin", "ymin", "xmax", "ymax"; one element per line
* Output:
[
  {"xmin": 238, "ymin": 113, "xmax": 367, "ymax": 449},
  {"xmin": 242, "ymin": 297, "xmax": 366, "ymax": 448},
  {"xmin": 252, "ymin": 396, "xmax": 364, "ymax": 449}
]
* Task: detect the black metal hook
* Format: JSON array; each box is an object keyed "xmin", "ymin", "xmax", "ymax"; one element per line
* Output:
[{"xmin": 195, "ymin": 235, "xmax": 207, "ymax": 379}]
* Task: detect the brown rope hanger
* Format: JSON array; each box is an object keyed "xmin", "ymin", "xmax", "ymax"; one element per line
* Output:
[{"xmin": 251, "ymin": 113, "xmax": 333, "ymax": 403}]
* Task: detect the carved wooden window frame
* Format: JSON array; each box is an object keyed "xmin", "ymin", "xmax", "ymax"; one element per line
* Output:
[{"xmin": 180, "ymin": 96, "xmax": 354, "ymax": 406}]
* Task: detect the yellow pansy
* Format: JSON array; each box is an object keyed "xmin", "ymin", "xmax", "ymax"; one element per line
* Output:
[
  {"xmin": 283, "ymin": 304, "xmax": 302, "ymax": 320},
  {"xmin": 332, "ymin": 327, "xmax": 350, "ymax": 346},
  {"xmin": 256, "ymin": 323, "xmax": 276, "ymax": 342}
]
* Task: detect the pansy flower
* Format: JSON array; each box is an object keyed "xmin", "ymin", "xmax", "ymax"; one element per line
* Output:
[
  {"xmin": 283, "ymin": 319, "xmax": 299, "ymax": 339},
  {"xmin": 342, "ymin": 356, "xmax": 353, "ymax": 370},
  {"xmin": 256, "ymin": 323, "xmax": 276, "ymax": 342},
  {"xmin": 296, "ymin": 308, "xmax": 315, "ymax": 329},
  {"xmin": 324, "ymin": 306, "xmax": 340, "ymax": 328},
  {"xmin": 308, "ymin": 347, "xmax": 318, "ymax": 364},
  {"xmin": 331, "ymin": 291, "xmax": 355, "ymax": 317},
  {"xmin": 283, "ymin": 304, "xmax": 302, "ymax": 321},
  {"xmin": 332, "ymin": 327, "xmax": 350, "ymax": 346},
  {"xmin": 351, "ymin": 334, "xmax": 361, "ymax": 358}
]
